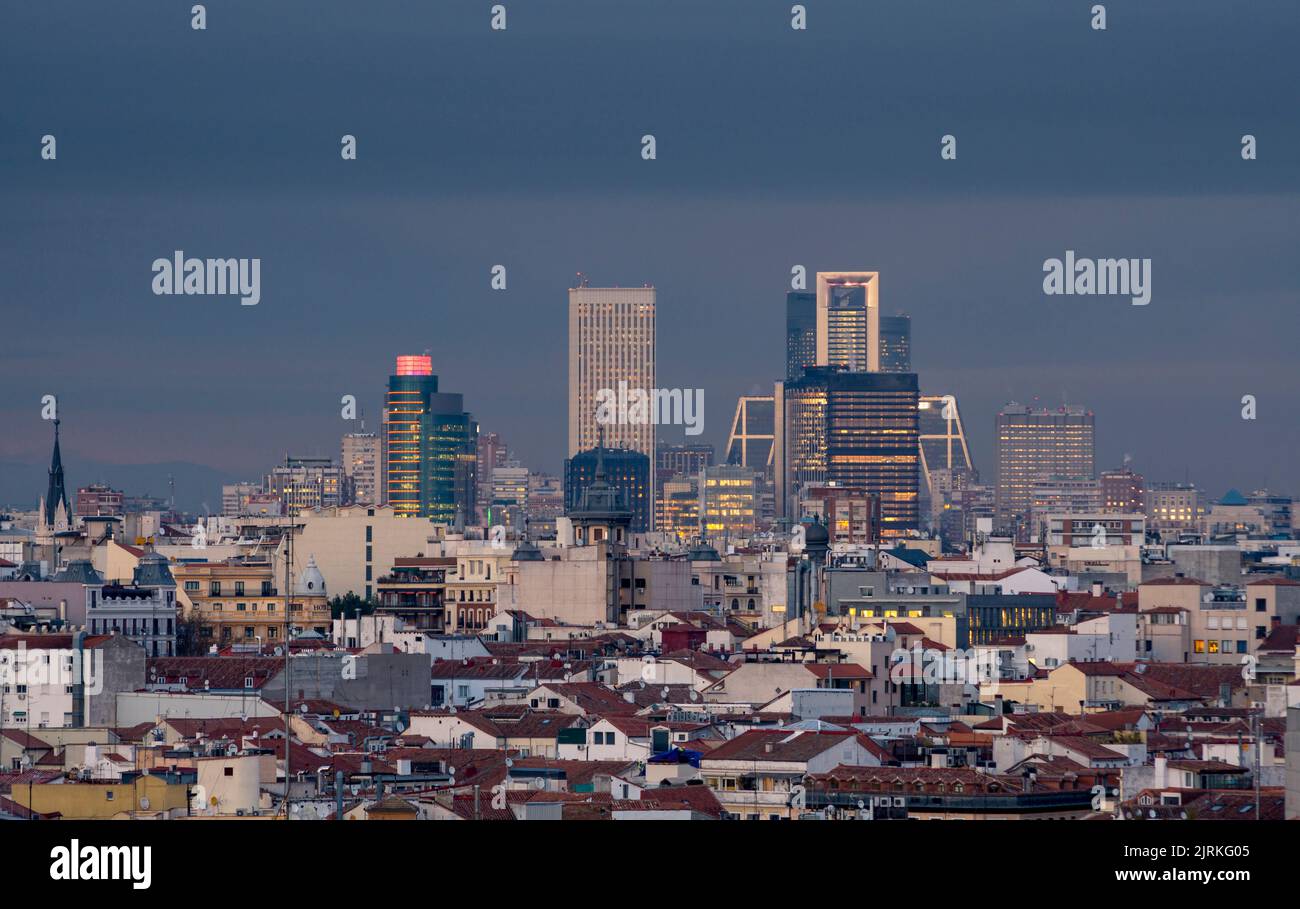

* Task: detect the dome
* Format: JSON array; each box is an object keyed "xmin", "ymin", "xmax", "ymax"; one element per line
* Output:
[
  {"xmin": 802, "ymin": 519, "xmax": 829, "ymax": 545},
  {"xmin": 511, "ymin": 540, "xmax": 545, "ymax": 562},
  {"xmin": 295, "ymin": 555, "xmax": 326, "ymax": 596},
  {"xmin": 53, "ymin": 559, "xmax": 105, "ymax": 586},
  {"xmin": 687, "ymin": 540, "xmax": 721, "ymax": 562},
  {"xmin": 132, "ymin": 553, "xmax": 175, "ymax": 588}
]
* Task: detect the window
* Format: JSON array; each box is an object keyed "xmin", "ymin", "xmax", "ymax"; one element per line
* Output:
[
  {"xmin": 224, "ymin": 767, "xmax": 234, "ymax": 777},
  {"xmin": 185, "ymin": 581, "xmax": 199, "ymax": 592},
  {"xmin": 210, "ymin": 581, "xmax": 221, "ymax": 596},
  {"xmin": 1255, "ymin": 598, "xmax": 1266, "ymax": 612},
  {"xmin": 244, "ymin": 676, "xmax": 255, "ymax": 687},
  {"xmin": 235, "ymin": 581, "xmax": 245, "ymax": 596}
]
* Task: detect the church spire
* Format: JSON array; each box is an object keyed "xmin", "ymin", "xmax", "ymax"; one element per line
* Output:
[{"xmin": 44, "ymin": 417, "xmax": 70, "ymax": 526}]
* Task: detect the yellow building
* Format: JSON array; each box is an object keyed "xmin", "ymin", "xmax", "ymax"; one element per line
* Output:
[
  {"xmin": 173, "ymin": 557, "xmax": 330, "ymax": 647},
  {"xmin": 12, "ymin": 772, "xmax": 191, "ymax": 819}
]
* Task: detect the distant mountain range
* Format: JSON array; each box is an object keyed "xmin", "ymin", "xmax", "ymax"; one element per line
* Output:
[{"xmin": 0, "ymin": 458, "xmax": 243, "ymax": 515}]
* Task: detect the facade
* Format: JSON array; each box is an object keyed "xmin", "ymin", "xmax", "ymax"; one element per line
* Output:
[
  {"xmin": 384, "ymin": 355, "xmax": 477, "ymax": 523},
  {"xmin": 1101, "ymin": 467, "xmax": 1145, "ymax": 514},
  {"xmin": 75, "ymin": 483, "xmax": 124, "ymax": 518},
  {"xmin": 222, "ymin": 482, "xmax": 260, "ymax": 517},
  {"xmin": 173, "ymin": 557, "xmax": 330, "ymax": 647},
  {"xmin": 524, "ymin": 473, "xmax": 564, "ymax": 539},
  {"xmin": 565, "ymin": 446, "xmax": 651, "ymax": 534},
  {"xmin": 657, "ymin": 476, "xmax": 701, "ymax": 540},
  {"xmin": 293, "ymin": 504, "xmax": 442, "ymax": 602},
  {"xmin": 776, "ymin": 367, "xmax": 919, "ymax": 537},
  {"xmin": 1144, "ymin": 482, "xmax": 1203, "ymax": 537},
  {"xmin": 567, "ymin": 284, "xmax": 656, "ymax": 477},
  {"xmin": 375, "ymin": 556, "xmax": 452, "ymax": 632},
  {"xmin": 816, "ymin": 271, "xmax": 880, "ymax": 373},
  {"xmin": 87, "ymin": 553, "xmax": 179, "ymax": 657},
  {"xmin": 877, "ymin": 314, "xmax": 912, "ymax": 372},
  {"xmin": 263, "ymin": 458, "xmax": 344, "ymax": 515},
  {"xmin": 994, "ymin": 404, "xmax": 1095, "ymax": 536},
  {"xmin": 658, "ymin": 443, "xmax": 714, "ymax": 481},
  {"xmin": 785, "ymin": 290, "xmax": 816, "ymax": 381},
  {"xmin": 798, "ymin": 485, "xmax": 881, "ymax": 545},
  {"xmin": 341, "ymin": 431, "xmax": 380, "ymax": 505},
  {"xmin": 699, "ymin": 466, "xmax": 761, "ymax": 541}
]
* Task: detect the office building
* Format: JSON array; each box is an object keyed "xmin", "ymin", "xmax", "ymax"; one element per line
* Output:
[
  {"xmin": 658, "ymin": 443, "xmax": 714, "ymax": 482},
  {"xmin": 994, "ymin": 404, "xmax": 1095, "ymax": 536},
  {"xmin": 567, "ymin": 282, "xmax": 656, "ymax": 464},
  {"xmin": 816, "ymin": 271, "xmax": 879, "ymax": 373},
  {"xmin": 699, "ymin": 465, "xmax": 761, "ymax": 541},
  {"xmin": 657, "ymin": 475, "xmax": 701, "ymax": 540},
  {"xmin": 564, "ymin": 445, "xmax": 651, "ymax": 533},
  {"xmin": 878, "ymin": 314, "xmax": 912, "ymax": 372},
  {"xmin": 341, "ymin": 430, "xmax": 380, "ymax": 505},
  {"xmin": 776, "ymin": 367, "xmax": 919, "ymax": 538},
  {"xmin": 786, "ymin": 290, "xmax": 816, "ymax": 381},
  {"xmin": 384, "ymin": 355, "xmax": 477, "ymax": 523},
  {"xmin": 1101, "ymin": 466, "xmax": 1145, "ymax": 514},
  {"xmin": 263, "ymin": 458, "xmax": 344, "ymax": 515},
  {"xmin": 1144, "ymin": 482, "xmax": 1202, "ymax": 538}
]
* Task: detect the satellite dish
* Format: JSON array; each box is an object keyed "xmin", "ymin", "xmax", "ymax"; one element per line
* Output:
[
  {"xmin": 447, "ymin": 766, "xmax": 456, "ymax": 775},
  {"xmin": 533, "ymin": 778, "xmax": 545, "ymax": 790},
  {"xmin": 690, "ymin": 690, "xmax": 700, "ymax": 702},
  {"xmin": 505, "ymin": 758, "xmax": 513, "ymax": 768},
  {"xmin": 140, "ymin": 797, "xmax": 151, "ymax": 810},
  {"xmin": 209, "ymin": 795, "xmax": 219, "ymax": 807}
]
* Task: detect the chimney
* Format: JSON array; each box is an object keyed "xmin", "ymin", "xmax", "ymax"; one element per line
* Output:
[
  {"xmin": 764, "ymin": 742, "xmax": 774, "ymax": 754},
  {"xmin": 1091, "ymin": 581, "xmax": 1103, "ymax": 598},
  {"xmin": 1154, "ymin": 755, "xmax": 1167, "ymax": 789}
]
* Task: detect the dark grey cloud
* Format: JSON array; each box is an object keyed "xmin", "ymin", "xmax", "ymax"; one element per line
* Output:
[{"xmin": 2, "ymin": 1, "xmax": 1297, "ymax": 503}]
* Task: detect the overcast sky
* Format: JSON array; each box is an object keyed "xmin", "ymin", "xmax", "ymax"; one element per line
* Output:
[{"xmin": 2, "ymin": 0, "xmax": 1298, "ymax": 507}]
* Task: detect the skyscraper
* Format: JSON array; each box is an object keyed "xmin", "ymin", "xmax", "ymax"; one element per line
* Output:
[
  {"xmin": 776, "ymin": 367, "xmax": 919, "ymax": 537},
  {"xmin": 816, "ymin": 271, "xmax": 880, "ymax": 373},
  {"xmin": 658, "ymin": 443, "xmax": 714, "ymax": 481},
  {"xmin": 384, "ymin": 355, "xmax": 477, "ymax": 523},
  {"xmin": 724, "ymin": 395, "xmax": 776, "ymax": 475},
  {"xmin": 878, "ymin": 314, "xmax": 912, "ymax": 372},
  {"xmin": 785, "ymin": 290, "xmax": 816, "ymax": 381},
  {"xmin": 994, "ymin": 404, "xmax": 1095, "ymax": 534},
  {"xmin": 567, "ymin": 283, "xmax": 656, "ymax": 462},
  {"xmin": 565, "ymin": 444, "xmax": 650, "ymax": 533},
  {"xmin": 341, "ymin": 430, "xmax": 380, "ymax": 505}
]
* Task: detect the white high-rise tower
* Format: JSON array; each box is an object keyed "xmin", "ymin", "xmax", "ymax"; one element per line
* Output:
[{"xmin": 567, "ymin": 282, "xmax": 657, "ymax": 460}]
